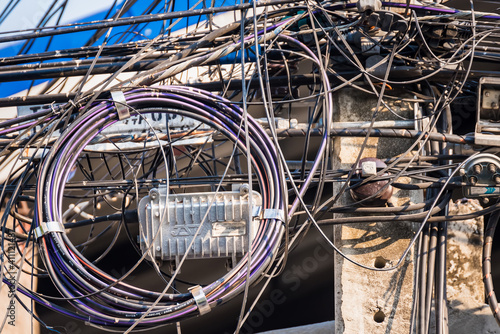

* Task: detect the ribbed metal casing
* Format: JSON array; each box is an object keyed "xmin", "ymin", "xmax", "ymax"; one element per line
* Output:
[{"xmin": 138, "ymin": 185, "xmax": 261, "ymax": 264}]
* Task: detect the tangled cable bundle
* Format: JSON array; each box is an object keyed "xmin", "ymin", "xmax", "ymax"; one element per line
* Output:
[
  {"xmin": 3, "ymin": 0, "xmax": 500, "ymax": 332},
  {"xmin": 28, "ymin": 86, "xmax": 285, "ymax": 328}
]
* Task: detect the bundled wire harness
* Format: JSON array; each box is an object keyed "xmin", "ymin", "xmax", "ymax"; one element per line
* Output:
[{"xmin": 23, "ymin": 86, "xmax": 285, "ymax": 328}]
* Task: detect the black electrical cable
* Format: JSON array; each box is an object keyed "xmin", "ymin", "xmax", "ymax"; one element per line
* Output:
[
  {"xmin": 64, "ymin": 210, "xmax": 138, "ymax": 229},
  {"xmin": 316, "ymin": 192, "xmax": 450, "ymax": 225},
  {"xmin": 0, "ymin": 0, "xmax": 297, "ymax": 44},
  {"xmin": 275, "ymin": 128, "xmax": 474, "ymax": 144}
]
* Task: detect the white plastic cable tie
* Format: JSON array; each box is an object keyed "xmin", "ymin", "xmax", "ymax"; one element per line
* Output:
[
  {"xmin": 110, "ymin": 90, "xmax": 130, "ymax": 120},
  {"xmin": 34, "ymin": 221, "xmax": 65, "ymax": 239},
  {"xmin": 189, "ymin": 285, "xmax": 211, "ymax": 315},
  {"xmin": 263, "ymin": 209, "xmax": 285, "ymax": 222}
]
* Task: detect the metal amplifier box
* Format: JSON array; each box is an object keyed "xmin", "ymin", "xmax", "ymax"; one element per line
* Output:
[
  {"xmin": 461, "ymin": 153, "xmax": 500, "ymax": 198},
  {"xmin": 137, "ymin": 185, "xmax": 262, "ymax": 266}
]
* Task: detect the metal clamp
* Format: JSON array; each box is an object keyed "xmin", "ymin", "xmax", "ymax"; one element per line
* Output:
[
  {"xmin": 252, "ymin": 206, "xmax": 262, "ymax": 218},
  {"xmin": 34, "ymin": 221, "xmax": 65, "ymax": 239},
  {"xmin": 189, "ymin": 285, "xmax": 211, "ymax": 315},
  {"xmin": 111, "ymin": 90, "xmax": 130, "ymax": 120},
  {"xmin": 263, "ymin": 209, "xmax": 285, "ymax": 222}
]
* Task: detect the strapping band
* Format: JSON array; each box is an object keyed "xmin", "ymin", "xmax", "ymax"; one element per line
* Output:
[
  {"xmin": 252, "ymin": 206, "xmax": 262, "ymax": 218},
  {"xmin": 111, "ymin": 90, "xmax": 130, "ymax": 120},
  {"xmin": 34, "ymin": 221, "xmax": 65, "ymax": 239},
  {"xmin": 263, "ymin": 208, "xmax": 285, "ymax": 222},
  {"xmin": 189, "ymin": 285, "xmax": 211, "ymax": 315}
]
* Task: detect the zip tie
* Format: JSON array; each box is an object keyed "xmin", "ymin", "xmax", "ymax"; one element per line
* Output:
[
  {"xmin": 189, "ymin": 285, "xmax": 211, "ymax": 315},
  {"xmin": 111, "ymin": 90, "xmax": 130, "ymax": 120},
  {"xmin": 34, "ymin": 221, "xmax": 65, "ymax": 239},
  {"xmin": 263, "ymin": 209, "xmax": 285, "ymax": 222}
]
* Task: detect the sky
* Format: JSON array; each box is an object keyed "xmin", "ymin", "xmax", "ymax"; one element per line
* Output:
[{"xmin": 0, "ymin": 0, "xmax": 233, "ymax": 97}]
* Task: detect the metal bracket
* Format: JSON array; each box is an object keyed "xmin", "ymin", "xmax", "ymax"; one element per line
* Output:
[
  {"xmin": 34, "ymin": 221, "xmax": 65, "ymax": 239},
  {"xmin": 111, "ymin": 90, "xmax": 130, "ymax": 120},
  {"xmin": 189, "ymin": 285, "xmax": 211, "ymax": 315},
  {"xmin": 263, "ymin": 208, "xmax": 285, "ymax": 222},
  {"xmin": 252, "ymin": 206, "xmax": 262, "ymax": 218}
]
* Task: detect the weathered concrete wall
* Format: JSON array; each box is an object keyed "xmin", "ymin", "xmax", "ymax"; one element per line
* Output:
[
  {"xmin": 440, "ymin": 199, "xmax": 500, "ymax": 334},
  {"xmin": 332, "ymin": 89, "xmax": 500, "ymax": 334},
  {"xmin": 333, "ymin": 88, "xmax": 420, "ymax": 334}
]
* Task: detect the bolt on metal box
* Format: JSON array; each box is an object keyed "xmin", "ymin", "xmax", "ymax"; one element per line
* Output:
[
  {"xmin": 461, "ymin": 153, "xmax": 500, "ymax": 197},
  {"xmin": 475, "ymin": 77, "xmax": 500, "ymax": 146}
]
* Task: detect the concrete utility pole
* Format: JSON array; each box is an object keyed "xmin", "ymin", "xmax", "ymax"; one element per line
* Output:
[
  {"xmin": 332, "ymin": 88, "xmax": 500, "ymax": 333},
  {"xmin": 333, "ymin": 88, "xmax": 421, "ymax": 333}
]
